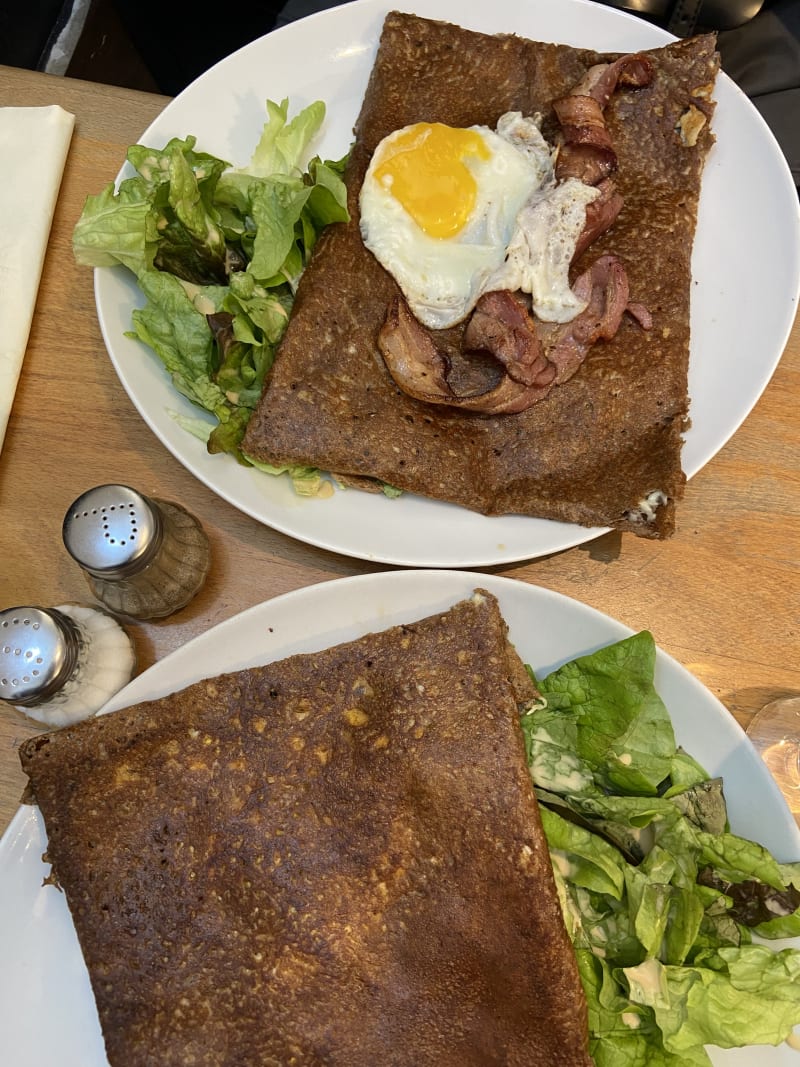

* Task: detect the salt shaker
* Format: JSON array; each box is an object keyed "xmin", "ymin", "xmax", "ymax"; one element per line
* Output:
[
  {"xmin": 0, "ymin": 604, "xmax": 135, "ymax": 727},
  {"xmin": 62, "ymin": 485, "xmax": 211, "ymax": 620}
]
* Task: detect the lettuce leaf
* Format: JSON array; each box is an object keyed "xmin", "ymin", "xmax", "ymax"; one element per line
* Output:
[
  {"xmin": 528, "ymin": 633, "xmax": 800, "ymax": 1063},
  {"xmin": 625, "ymin": 947, "xmax": 800, "ymax": 1052},
  {"xmin": 577, "ymin": 951, "xmax": 712, "ymax": 1066},
  {"xmin": 73, "ymin": 99, "xmax": 349, "ymax": 474},
  {"xmin": 245, "ymin": 97, "xmax": 326, "ymax": 177},
  {"xmin": 525, "ymin": 633, "xmax": 677, "ymax": 796},
  {"xmin": 72, "ymin": 180, "xmax": 157, "ymax": 274}
]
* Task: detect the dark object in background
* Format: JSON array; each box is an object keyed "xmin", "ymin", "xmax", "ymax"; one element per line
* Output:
[
  {"xmin": 110, "ymin": 0, "xmax": 285, "ymax": 96},
  {"xmin": 574, "ymin": 0, "xmax": 767, "ymax": 35},
  {"xmin": 0, "ymin": 0, "xmax": 159, "ymax": 91},
  {"xmin": 0, "ymin": 0, "xmax": 284, "ymax": 95},
  {"xmin": 717, "ymin": 0, "xmax": 800, "ymax": 185},
  {"xmin": 276, "ymin": 0, "xmax": 800, "ymax": 187},
  {"xmin": 0, "ymin": 0, "xmax": 72, "ymax": 70},
  {"xmin": 1, "ymin": 0, "xmax": 797, "ymax": 184}
]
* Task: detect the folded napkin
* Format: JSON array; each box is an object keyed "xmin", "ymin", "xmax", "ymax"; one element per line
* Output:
[{"xmin": 0, "ymin": 105, "xmax": 75, "ymax": 454}]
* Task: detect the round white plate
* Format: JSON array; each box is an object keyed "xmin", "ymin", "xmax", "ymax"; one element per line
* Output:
[
  {"xmin": 1, "ymin": 570, "xmax": 798, "ymax": 1065},
  {"xmin": 94, "ymin": 0, "xmax": 800, "ymax": 567}
]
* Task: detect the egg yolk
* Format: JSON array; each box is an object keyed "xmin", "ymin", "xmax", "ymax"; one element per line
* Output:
[{"xmin": 374, "ymin": 123, "xmax": 491, "ymax": 239}]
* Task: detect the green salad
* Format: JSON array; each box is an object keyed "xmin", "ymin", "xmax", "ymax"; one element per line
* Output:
[
  {"xmin": 72, "ymin": 99, "xmax": 349, "ymax": 494},
  {"xmin": 526, "ymin": 631, "xmax": 800, "ymax": 1065}
]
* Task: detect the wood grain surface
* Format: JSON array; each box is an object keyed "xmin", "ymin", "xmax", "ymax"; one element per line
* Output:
[{"xmin": 1, "ymin": 65, "xmax": 798, "ymax": 833}]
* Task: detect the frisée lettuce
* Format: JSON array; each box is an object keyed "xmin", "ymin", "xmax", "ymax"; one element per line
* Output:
[
  {"xmin": 525, "ymin": 631, "xmax": 800, "ymax": 1065},
  {"xmin": 72, "ymin": 99, "xmax": 349, "ymax": 489}
]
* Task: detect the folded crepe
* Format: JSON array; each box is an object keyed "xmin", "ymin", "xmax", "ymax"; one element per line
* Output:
[
  {"xmin": 19, "ymin": 590, "xmax": 592, "ymax": 1067},
  {"xmin": 242, "ymin": 11, "xmax": 719, "ymax": 538}
]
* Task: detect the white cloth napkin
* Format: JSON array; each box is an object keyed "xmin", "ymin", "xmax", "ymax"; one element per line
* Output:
[{"xmin": 0, "ymin": 105, "xmax": 75, "ymax": 454}]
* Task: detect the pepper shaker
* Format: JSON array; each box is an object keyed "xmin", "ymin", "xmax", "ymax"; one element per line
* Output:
[
  {"xmin": 62, "ymin": 485, "xmax": 211, "ymax": 620},
  {"xmin": 0, "ymin": 604, "xmax": 135, "ymax": 727}
]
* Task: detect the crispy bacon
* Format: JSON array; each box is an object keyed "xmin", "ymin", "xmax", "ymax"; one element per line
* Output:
[
  {"xmin": 553, "ymin": 95, "xmax": 616, "ymax": 186},
  {"xmin": 378, "ymin": 294, "xmax": 555, "ymax": 415},
  {"xmin": 626, "ymin": 301, "xmax": 654, "ymax": 331},
  {"xmin": 462, "ymin": 291, "xmax": 556, "ymax": 388},
  {"xmin": 379, "ymin": 254, "xmax": 649, "ymax": 415},
  {"xmin": 573, "ymin": 178, "xmax": 624, "ymax": 262},
  {"xmin": 572, "ymin": 54, "xmax": 655, "ymax": 107},
  {"xmin": 377, "ymin": 297, "xmax": 452, "ymax": 403},
  {"xmin": 571, "ymin": 254, "xmax": 630, "ymax": 342},
  {"xmin": 543, "ymin": 253, "xmax": 630, "ymax": 384},
  {"xmin": 554, "ymin": 53, "xmax": 654, "ymax": 185}
]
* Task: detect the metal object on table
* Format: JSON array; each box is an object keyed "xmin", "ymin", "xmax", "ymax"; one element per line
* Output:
[
  {"xmin": 0, "ymin": 607, "xmax": 80, "ymax": 708},
  {"xmin": 0, "ymin": 604, "xmax": 135, "ymax": 724},
  {"xmin": 595, "ymin": 0, "xmax": 764, "ymax": 34},
  {"xmin": 62, "ymin": 484, "xmax": 211, "ymax": 620}
]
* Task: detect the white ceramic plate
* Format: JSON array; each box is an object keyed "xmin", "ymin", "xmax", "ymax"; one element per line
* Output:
[
  {"xmin": 94, "ymin": 0, "xmax": 800, "ymax": 568},
  {"xmin": 1, "ymin": 570, "xmax": 798, "ymax": 1065}
]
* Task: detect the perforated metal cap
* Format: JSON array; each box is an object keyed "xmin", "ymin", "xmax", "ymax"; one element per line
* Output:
[
  {"xmin": 62, "ymin": 485, "xmax": 163, "ymax": 579},
  {"xmin": 0, "ymin": 607, "xmax": 81, "ymax": 707}
]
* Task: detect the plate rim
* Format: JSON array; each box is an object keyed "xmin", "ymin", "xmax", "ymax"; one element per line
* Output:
[
  {"xmin": 2, "ymin": 569, "xmax": 799, "ymax": 1067},
  {"xmin": 92, "ymin": 0, "xmax": 800, "ymax": 568},
  {"xmin": 4, "ymin": 567, "xmax": 797, "ymax": 851}
]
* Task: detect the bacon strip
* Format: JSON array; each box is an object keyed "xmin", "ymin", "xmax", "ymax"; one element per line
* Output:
[
  {"xmin": 543, "ymin": 253, "xmax": 631, "ymax": 385},
  {"xmin": 462, "ymin": 291, "xmax": 555, "ymax": 388},
  {"xmin": 377, "ymin": 297, "xmax": 452, "ymax": 403},
  {"xmin": 378, "ymin": 294, "xmax": 553, "ymax": 415},
  {"xmin": 554, "ymin": 53, "xmax": 654, "ymax": 185},
  {"xmin": 379, "ymin": 254, "xmax": 649, "ymax": 416},
  {"xmin": 626, "ymin": 301, "xmax": 654, "ymax": 331},
  {"xmin": 572, "ymin": 54, "xmax": 655, "ymax": 108},
  {"xmin": 553, "ymin": 96, "xmax": 616, "ymax": 186},
  {"xmin": 573, "ymin": 177, "xmax": 624, "ymax": 262}
]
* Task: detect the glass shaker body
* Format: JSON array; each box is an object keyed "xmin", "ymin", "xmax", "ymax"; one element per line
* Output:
[
  {"xmin": 0, "ymin": 604, "xmax": 135, "ymax": 727},
  {"xmin": 62, "ymin": 485, "xmax": 210, "ymax": 620}
]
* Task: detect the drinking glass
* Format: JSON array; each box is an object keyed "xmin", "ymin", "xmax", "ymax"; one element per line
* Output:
[{"xmin": 746, "ymin": 696, "xmax": 800, "ymax": 821}]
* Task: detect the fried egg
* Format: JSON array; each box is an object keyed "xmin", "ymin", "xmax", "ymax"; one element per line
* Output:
[
  {"xmin": 359, "ymin": 116, "xmax": 554, "ymax": 330},
  {"xmin": 359, "ymin": 114, "xmax": 597, "ymax": 331}
]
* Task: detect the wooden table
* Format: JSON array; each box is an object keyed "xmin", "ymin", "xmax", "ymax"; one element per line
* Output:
[{"xmin": 1, "ymin": 65, "xmax": 798, "ymax": 835}]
